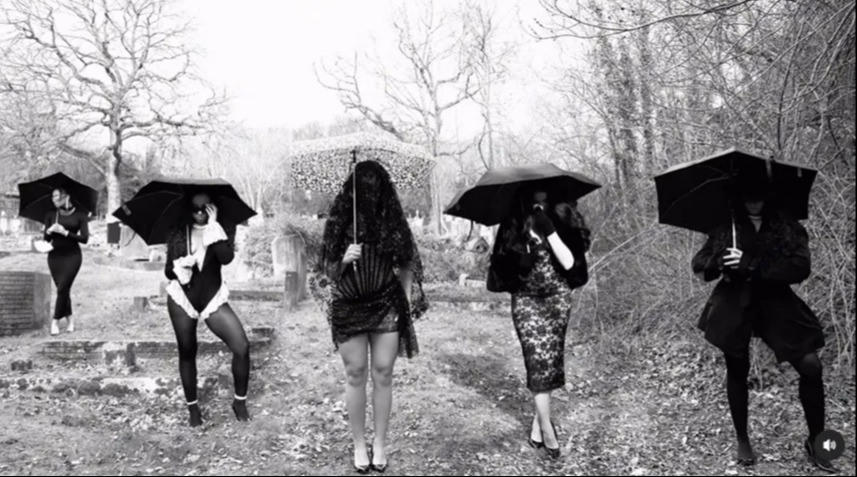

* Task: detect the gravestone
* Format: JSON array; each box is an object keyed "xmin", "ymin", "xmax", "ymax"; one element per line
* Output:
[
  {"xmin": 0, "ymin": 271, "xmax": 51, "ymax": 336},
  {"xmin": 271, "ymin": 236, "xmax": 288, "ymax": 280},
  {"xmin": 148, "ymin": 249, "xmax": 165, "ymax": 262},
  {"xmin": 119, "ymin": 225, "xmax": 149, "ymax": 260},
  {"xmin": 274, "ymin": 234, "xmax": 308, "ymax": 311}
]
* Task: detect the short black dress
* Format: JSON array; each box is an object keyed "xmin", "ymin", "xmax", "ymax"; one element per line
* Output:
[{"xmin": 324, "ymin": 243, "xmax": 419, "ymax": 358}]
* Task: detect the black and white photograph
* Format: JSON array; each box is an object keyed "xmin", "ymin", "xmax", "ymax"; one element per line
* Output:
[{"xmin": 0, "ymin": 0, "xmax": 854, "ymax": 475}]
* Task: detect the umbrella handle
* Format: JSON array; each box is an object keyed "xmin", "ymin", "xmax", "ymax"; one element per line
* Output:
[
  {"xmin": 352, "ymin": 149, "xmax": 358, "ymax": 272},
  {"xmin": 352, "ymin": 149, "xmax": 357, "ymax": 245},
  {"xmin": 732, "ymin": 214, "xmax": 737, "ymax": 249}
]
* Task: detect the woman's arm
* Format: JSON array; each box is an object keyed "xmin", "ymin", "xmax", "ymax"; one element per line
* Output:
[
  {"xmin": 546, "ymin": 233, "xmax": 575, "ymax": 270},
  {"xmin": 203, "ymin": 221, "xmax": 234, "ymax": 265},
  {"xmin": 43, "ymin": 212, "xmax": 54, "ymax": 241},
  {"xmin": 64, "ymin": 213, "xmax": 89, "ymax": 244},
  {"xmin": 692, "ymin": 233, "xmax": 725, "ymax": 282},
  {"xmin": 532, "ymin": 208, "xmax": 574, "ymax": 270}
]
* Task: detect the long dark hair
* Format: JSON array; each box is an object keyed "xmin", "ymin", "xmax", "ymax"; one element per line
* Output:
[
  {"xmin": 318, "ymin": 160, "xmax": 423, "ymax": 280},
  {"xmin": 495, "ymin": 185, "xmax": 591, "ymax": 257}
]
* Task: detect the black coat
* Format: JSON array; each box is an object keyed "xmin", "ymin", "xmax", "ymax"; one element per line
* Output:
[
  {"xmin": 692, "ymin": 214, "xmax": 823, "ymax": 358},
  {"xmin": 487, "ymin": 220, "xmax": 588, "ymax": 293}
]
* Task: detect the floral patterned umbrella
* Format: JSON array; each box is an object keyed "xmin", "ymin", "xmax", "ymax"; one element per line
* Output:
[{"xmin": 290, "ymin": 132, "xmax": 435, "ymax": 193}]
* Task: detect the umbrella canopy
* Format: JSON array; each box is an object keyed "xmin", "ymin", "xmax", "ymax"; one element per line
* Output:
[
  {"xmin": 290, "ymin": 132, "xmax": 435, "ymax": 192},
  {"xmin": 654, "ymin": 147, "xmax": 817, "ymax": 234},
  {"xmin": 111, "ymin": 177, "xmax": 257, "ymax": 245},
  {"xmin": 17, "ymin": 172, "xmax": 99, "ymax": 223},
  {"xmin": 443, "ymin": 163, "xmax": 602, "ymax": 226}
]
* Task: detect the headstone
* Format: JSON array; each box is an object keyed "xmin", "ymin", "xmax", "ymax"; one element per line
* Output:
[
  {"xmin": 0, "ymin": 211, "xmax": 8, "ymax": 235},
  {"xmin": 133, "ymin": 297, "xmax": 149, "ymax": 312},
  {"xmin": 458, "ymin": 273, "xmax": 469, "ymax": 286},
  {"xmin": 271, "ymin": 236, "xmax": 288, "ymax": 280},
  {"xmin": 0, "ymin": 272, "xmax": 51, "ymax": 336},
  {"xmin": 148, "ymin": 249, "xmax": 165, "ymax": 262},
  {"xmin": 106, "ymin": 221, "xmax": 121, "ymax": 244},
  {"xmin": 282, "ymin": 234, "xmax": 308, "ymax": 310},
  {"xmin": 119, "ymin": 225, "xmax": 149, "ymax": 260}
]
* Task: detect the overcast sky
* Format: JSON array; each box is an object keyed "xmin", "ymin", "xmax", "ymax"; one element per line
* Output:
[{"xmin": 182, "ymin": 0, "xmax": 578, "ymax": 133}]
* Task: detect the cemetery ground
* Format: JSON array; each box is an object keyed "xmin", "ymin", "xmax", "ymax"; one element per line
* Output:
[{"xmin": 0, "ymin": 249, "xmax": 854, "ymax": 476}]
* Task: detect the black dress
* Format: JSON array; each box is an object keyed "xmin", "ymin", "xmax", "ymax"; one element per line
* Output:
[
  {"xmin": 43, "ymin": 209, "xmax": 89, "ymax": 320},
  {"xmin": 323, "ymin": 243, "xmax": 418, "ymax": 358},
  {"xmin": 511, "ymin": 240, "xmax": 574, "ymax": 393},
  {"xmin": 692, "ymin": 214, "xmax": 825, "ymax": 362}
]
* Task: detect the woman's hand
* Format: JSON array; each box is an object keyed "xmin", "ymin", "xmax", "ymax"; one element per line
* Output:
[
  {"xmin": 48, "ymin": 223, "xmax": 68, "ymax": 236},
  {"xmin": 205, "ymin": 203, "xmax": 218, "ymax": 223},
  {"xmin": 531, "ymin": 207, "xmax": 556, "ymax": 237},
  {"xmin": 342, "ymin": 243, "xmax": 362, "ymax": 265},
  {"xmin": 723, "ymin": 247, "xmax": 743, "ymax": 268}
]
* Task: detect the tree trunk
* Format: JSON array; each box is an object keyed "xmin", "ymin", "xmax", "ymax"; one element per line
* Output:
[{"xmin": 105, "ymin": 151, "xmax": 121, "ymax": 222}]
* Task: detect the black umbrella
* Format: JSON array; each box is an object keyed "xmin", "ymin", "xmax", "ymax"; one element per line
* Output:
[
  {"xmin": 111, "ymin": 177, "xmax": 257, "ymax": 245},
  {"xmin": 443, "ymin": 163, "xmax": 601, "ymax": 225},
  {"xmin": 654, "ymin": 147, "xmax": 817, "ymax": 235},
  {"xmin": 17, "ymin": 172, "xmax": 99, "ymax": 223}
]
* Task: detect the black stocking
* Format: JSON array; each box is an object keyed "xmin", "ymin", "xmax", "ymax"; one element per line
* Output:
[
  {"xmin": 724, "ymin": 353, "xmax": 751, "ymax": 441},
  {"xmin": 788, "ymin": 353, "xmax": 825, "ymax": 442},
  {"xmin": 205, "ymin": 303, "xmax": 251, "ymax": 420},
  {"xmin": 168, "ymin": 298, "xmax": 202, "ymax": 426}
]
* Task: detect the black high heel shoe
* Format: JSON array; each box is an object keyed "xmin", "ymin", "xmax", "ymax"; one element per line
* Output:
[
  {"xmin": 542, "ymin": 420, "xmax": 560, "ymax": 460},
  {"xmin": 353, "ymin": 449, "xmax": 371, "ymax": 474}
]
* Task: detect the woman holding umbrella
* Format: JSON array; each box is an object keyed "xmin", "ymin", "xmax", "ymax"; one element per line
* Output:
[
  {"xmin": 43, "ymin": 187, "xmax": 90, "ymax": 336},
  {"xmin": 114, "ymin": 177, "xmax": 257, "ymax": 428},
  {"xmin": 314, "ymin": 160, "xmax": 427, "ymax": 473},
  {"xmin": 18, "ymin": 173, "xmax": 97, "ymax": 337},
  {"xmin": 691, "ymin": 173, "xmax": 833, "ymax": 471},
  {"xmin": 162, "ymin": 191, "xmax": 251, "ymax": 427},
  {"xmin": 486, "ymin": 183, "xmax": 591, "ymax": 459}
]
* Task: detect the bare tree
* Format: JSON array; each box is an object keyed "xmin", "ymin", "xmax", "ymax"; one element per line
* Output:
[
  {"xmin": 463, "ymin": 0, "xmax": 515, "ymax": 171},
  {"xmin": 1, "ymin": 0, "xmax": 225, "ymax": 216},
  {"xmin": 0, "ymin": 87, "xmax": 64, "ymax": 190},
  {"xmin": 532, "ymin": 0, "xmax": 856, "ymax": 368},
  {"xmin": 316, "ymin": 0, "xmax": 505, "ymax": 235}
]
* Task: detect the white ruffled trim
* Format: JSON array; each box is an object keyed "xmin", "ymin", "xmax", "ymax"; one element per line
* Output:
[
  {"xmin": 172, "ymin": 255, "xmax": 195, "ymax": 285},
  {"xmin": 166, "ymin": 280, "xmax": 230, "ymax": 321},
  {"xmin": 202, "ymin": 221, "xmax": 228, "ymax": 247}
]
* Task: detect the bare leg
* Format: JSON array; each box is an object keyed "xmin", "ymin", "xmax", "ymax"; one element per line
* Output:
[
  {"xmin": 534, "ymin": 392, "xmax": 557, "ymax": 449},
  {"xmin": 339, "ymin": 334, "xmax": 370, "ymax": 468},
  {"xmin": 370, "ymin": 332, "xmax": 399, "ymax": 467}
]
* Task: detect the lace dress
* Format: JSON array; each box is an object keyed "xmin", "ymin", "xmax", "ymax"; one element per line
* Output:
[{"xmin": 511, "ymin": 240, "xmax": 575, "ymax": 393}]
